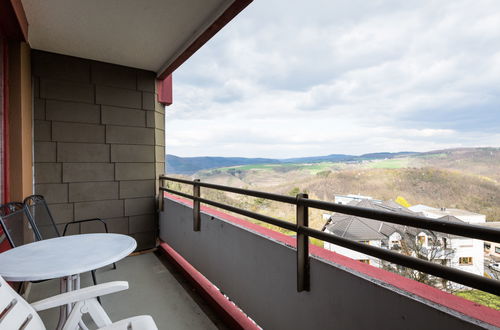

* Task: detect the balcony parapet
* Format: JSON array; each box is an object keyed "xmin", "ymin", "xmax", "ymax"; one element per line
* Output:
[{"xmin": 159, "ymin": 192, "xmax": 500, "ymax": 329}]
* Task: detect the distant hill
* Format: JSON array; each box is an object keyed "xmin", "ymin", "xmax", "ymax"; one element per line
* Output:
[
  {"xmin": 166, "ymin": 155, "xmax": 280, "ymax": 174},
  {"xmin": 166, "ymin": 151, "xmax": 417, "ymax": 174},
  {"xmin": 166, "ymin": 147, "xmax": 500, "ymax": 223}
]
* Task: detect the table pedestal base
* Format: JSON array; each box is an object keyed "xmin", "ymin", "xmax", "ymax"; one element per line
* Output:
[{"xmin": 56, "ymin": 274, "xmax": 89, "ymax": 330}]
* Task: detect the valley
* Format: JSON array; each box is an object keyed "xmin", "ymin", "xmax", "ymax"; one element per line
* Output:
[{"xmin": 166, "ymin": 147, "xmax": 500, "ymax": 231}]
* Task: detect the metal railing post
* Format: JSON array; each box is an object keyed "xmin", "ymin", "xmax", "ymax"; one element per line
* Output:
[
  {"xmin": 296, "ymin": 193, "xmax": 310, "ymax": 292},
  {"xmin": 159, "ymin": 176, "xmax": 164, "ymax": 212},
  {"xmin": 193, "ymin": 179, "xmax": 201, "ymax": 231}
]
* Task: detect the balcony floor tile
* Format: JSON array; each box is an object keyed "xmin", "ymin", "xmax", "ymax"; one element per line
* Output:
[{"xmin": 27, "ymin": 252, "xmax": 219, "ymax": 329}]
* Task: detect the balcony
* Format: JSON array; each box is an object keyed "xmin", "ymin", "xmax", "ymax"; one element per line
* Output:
[
  {"xmin": 7, "ymin": 176, "xmax": 500, "ymax": 329},
  {"xmin": 2, "ymin": 1, "xmax": 500, "ymax": 329}
]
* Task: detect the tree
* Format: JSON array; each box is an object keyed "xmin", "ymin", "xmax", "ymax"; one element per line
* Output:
[
  {"xmin": 395, "ymin": 196, "xmax": 411, "ymax": 208},
  {"xmin": 288, "ymin": 187, "xmax": 300, "ymax": 196},
  {"xmin": 382, "ymin": 230, "xmax": 455, "ymax": 289}
]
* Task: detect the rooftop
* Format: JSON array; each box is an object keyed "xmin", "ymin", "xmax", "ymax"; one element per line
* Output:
[
  {"xmin": 481, "ymin": 222, "xmax": 500, "ymax": 229},
  {"xmin": 409, "ymin": 205, "xmax": 485, "ymax": 218},
  {"xmin": 325, "ymin": 199, "xmax": 427, "ymax": 240}
]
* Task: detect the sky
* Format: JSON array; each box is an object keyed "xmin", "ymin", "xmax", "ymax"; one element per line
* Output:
[{"xmin": 166, "ymin": 0, "xmax": 500, "ymax": 158}]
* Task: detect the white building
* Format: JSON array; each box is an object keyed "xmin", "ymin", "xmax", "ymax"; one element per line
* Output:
[
  {"xmin": 479, "ymin": 221, "xmax": 500, "ymax": 262},
  {"xmin": 323, "ymin": 200, "xmax": 485, "ymax": 289},
  {"xmin": 334, "ymin": 194, "xmax": 379, "ymax": 205},
  {"xmin": 408, "ymin": 205, "xmax": 485, "ymax": 277},
  {"xmin": 323, "ymin": 199, "xmax": 417, "ymax": 268},
  {"xmin": 409, "ymin": 205, "xmax": 486, "ymax": 224}
]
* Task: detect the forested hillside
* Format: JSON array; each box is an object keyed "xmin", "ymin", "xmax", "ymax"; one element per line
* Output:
[{"xmin": 166, "ymin": 147, "xmax": 500, "ymax": 228}]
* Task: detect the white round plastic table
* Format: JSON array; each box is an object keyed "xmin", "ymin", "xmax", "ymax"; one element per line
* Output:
[
  {"xmin": 0, "ymin": 233, "xmax": 137, "ymax": 281},
  {"xmin": 0, "ymin": 233, "xmax": 136, "ymax": 330}
]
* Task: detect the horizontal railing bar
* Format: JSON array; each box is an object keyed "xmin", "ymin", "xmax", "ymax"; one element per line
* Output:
[
  {"xmin": 161, "ymin": 185, "xmax": 500, "ymax": 295},
  {"xmin": 160, "ymin": 176, "xmax": 500, "ymax": 244},
  {"xmin": 161, "ymin": 187, "xmax": 197, "ymax": 201},
  {"xmin": 300, "ymin": 226, "xmax": 500, "ymax": 296},
  {"xmin": 160, "ymin": 176, "xmax": 196, "ymax": 185},
  {"xmin": 300, "ymin": 198, "xmax": 500, "ymax": 243},
  {"xmin": 160, "ymin": 175, "xmax": 297, "ymax": 204},
  {"xmin": 161, "ymin": 187, "xmax": 297, "ymax": 232}
]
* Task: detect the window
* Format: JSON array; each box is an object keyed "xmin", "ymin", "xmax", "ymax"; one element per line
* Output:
[
  {"xmin": 359, "ymin": 259, "xmax": 370, "ymax": 264},
  {"xmin": 459, "ymin": 257, "xmax": 473, "ymax": 265},
  {"xmin": 495, "ymin": 247, "xmax": 500, "ymax": 254},
  {"xmin": 417, "ymin": 235, "xmax": 426, "ymax": 244}
]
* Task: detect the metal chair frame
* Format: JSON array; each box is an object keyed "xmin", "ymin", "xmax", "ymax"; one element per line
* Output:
[
  {"xmin": 21, "ymin": 195, "xmax": 118, "ymax": 303},
  {"xmin": 0, "ymin": 202, "xmax": 26, "ymax": 249}
]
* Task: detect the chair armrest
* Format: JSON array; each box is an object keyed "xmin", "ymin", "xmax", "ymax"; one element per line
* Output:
[
  {"xmin": 31, "ymin": 281, "xmax": 128, "ymax": 311},
  {"xmin": 72, "ymin": 218, "xmax": 103, "ymax": 224},
  {"xmin": 63, "ymin": 218, "xmax": 107, "ymax": 235}
]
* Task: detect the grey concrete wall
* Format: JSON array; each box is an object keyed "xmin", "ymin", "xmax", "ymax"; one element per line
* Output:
[
  {"xmin": 32, "ymin": 50, "xmax": 165, "ymax": 250},
  {"xmin": 160, "ymin": 198, "xmax": 493, "ymax": 330}
]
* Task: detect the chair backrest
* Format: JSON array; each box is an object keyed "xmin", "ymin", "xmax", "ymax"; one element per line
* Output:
[
  {"xmin": 0, "ymin": 203, "xmax": 30, "ymax": 248},
  {"xmin": 23, "ymin": 195, "xmax": 60, "ymax": 241},
  {"xmin": 0, "ymin": 275, "xmax": 45, "ymax": 330}
]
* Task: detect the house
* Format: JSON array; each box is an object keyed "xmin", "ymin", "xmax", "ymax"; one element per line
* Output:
[
  {"xmin": 321, "ymin": 194, "xmax": 379, "ymax": 221},
  {"xmin": 409, "ymin": 204, "xmax": 486, "ymax": 276},
  {"xmin": 409, "ymin": 205, "xmax": 487, "ymax": 224},
  {"xmin": 323, "ymin": 199, "xmax": 424, "ymax": 267},
  {"xmin": 324, "ymin": 199, "xmax": 485, "ymax": 286},
  {"xmin": 481, "ymin": 222, "xmax": 500, "ymax": 262},
  {"xmin": 334, "ymin": 194, "xmax": 380, "ymax": 205}
]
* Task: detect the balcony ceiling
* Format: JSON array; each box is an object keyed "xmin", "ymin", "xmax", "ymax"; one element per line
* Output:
[{"xmin": 21, "ymin": 0, "xmax": 242, "ymax": 77}]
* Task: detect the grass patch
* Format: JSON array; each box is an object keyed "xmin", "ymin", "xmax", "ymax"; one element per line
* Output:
[
  {"xmin": 310, "ymin": 237, "xmax": 324, "ymax": 248},
  {"xmin": 455, "ymin": 290, "xmax": 500, "ymax": 310},
  {"xmin": 216, "ymin": 162, "xmax": 341, "ymax": 174}
]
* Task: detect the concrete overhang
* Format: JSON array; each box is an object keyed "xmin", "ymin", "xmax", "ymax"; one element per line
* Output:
[{"xmin": 20, "ymin": 0, "xmax": 251, "ymax": 78}]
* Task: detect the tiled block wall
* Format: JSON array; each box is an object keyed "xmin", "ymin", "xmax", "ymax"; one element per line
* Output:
[{"xmin": 32, "ymin": 50, "xmax": 165, "ymax": 250}]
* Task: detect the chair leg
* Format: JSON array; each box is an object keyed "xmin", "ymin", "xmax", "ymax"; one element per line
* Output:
[
  {"xmin": 16, "ymin": 282, "xmax": 24, "ymax": 294},
  {"xmin": 91, "ymin": 270, "xmax": 102, "ymax": 305}
]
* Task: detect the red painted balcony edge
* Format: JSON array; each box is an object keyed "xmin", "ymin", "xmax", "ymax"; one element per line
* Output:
[
  {"xmin": 159, "ymin": 241, "xmax": 260, "ymax": 330},
  {"xmin": 163, "ymin": 192, "xmax": 500, "ymax": 328}
]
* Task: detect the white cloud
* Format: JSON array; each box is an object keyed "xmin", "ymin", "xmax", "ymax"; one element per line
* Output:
[{"xmin": 166, "ymin": 0, "xmax": 500, "ymax": 157}]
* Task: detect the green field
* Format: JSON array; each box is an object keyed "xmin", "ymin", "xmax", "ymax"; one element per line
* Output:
[
  {"xmin": 366, "ymin": 158, "xmax": 411, "ymax": 169},
  {"xmin": 213, "ymin": 162, "xmax": 344, "ymax": 174},
  {"xmin": 211, "ymin": 157, "xmax": 421, "ymax": 174},
  {"xmin": 455, "ymin": 290, "xmax": 500, "ymax": 310}
]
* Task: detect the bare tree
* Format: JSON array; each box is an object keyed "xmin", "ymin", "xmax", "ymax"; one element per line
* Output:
[{"xmin": 383, "ymin": 231, "xmax": 455, "ymax": 290}]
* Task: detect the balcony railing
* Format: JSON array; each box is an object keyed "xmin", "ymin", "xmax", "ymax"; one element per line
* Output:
[{"xmin": 159, "ymin": 175, "xmax": 500, "ymax": 296}]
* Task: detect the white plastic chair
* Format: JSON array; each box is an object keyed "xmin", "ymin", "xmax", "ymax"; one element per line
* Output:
[{"xmin": 0, "ymin": 275, "xmax": 157, "ymax": 330}]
